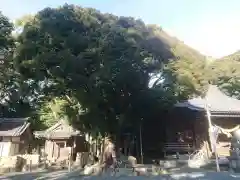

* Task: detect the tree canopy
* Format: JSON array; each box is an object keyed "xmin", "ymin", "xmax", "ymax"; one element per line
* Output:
[
  {"xmin": 14, "ymin": 5, "xmax": 174, "ymax": 135},
  {"xmin": 0, "ymin": 12, "xmax": 33, "ymax": 118}
]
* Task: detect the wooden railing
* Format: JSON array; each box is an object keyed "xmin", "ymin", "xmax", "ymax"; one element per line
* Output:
[{"xmin": 163, "ymin": 142, "xmax": 194, "ymax": 156}]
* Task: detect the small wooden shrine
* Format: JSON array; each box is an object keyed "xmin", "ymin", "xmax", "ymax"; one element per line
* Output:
[{"xmin": 34, "ymin": 120, "xmax": 88, "ymax": 162}]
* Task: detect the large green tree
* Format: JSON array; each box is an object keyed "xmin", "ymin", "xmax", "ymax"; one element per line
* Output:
[{"xmin": 15, "ymin": 5, "xmax": 172, "ymax": 136}]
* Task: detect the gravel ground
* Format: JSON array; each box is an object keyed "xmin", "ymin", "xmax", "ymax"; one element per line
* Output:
[
  {"xmin": 0, "ymin": 169, "xmax": 240, "ymax": 180},
  {"xmin": 0, "ymin": 169, "xmax": 83, "ymax": 180}
]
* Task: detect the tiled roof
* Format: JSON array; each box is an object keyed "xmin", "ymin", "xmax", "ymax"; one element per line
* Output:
[
  {"xmin": 0, "ymin": 118, "xmax": 30, "ymax": 137},
  {"xmin": 35, "ymin": 131, "xmax": 80, "ymax": 139},
  {"xmin": 175, "ymin": 85, "xmax": 240, "ymax": 113},
  {"xmin": 34, "ymin": 120, "xmax": 81, "ymax": 139}
]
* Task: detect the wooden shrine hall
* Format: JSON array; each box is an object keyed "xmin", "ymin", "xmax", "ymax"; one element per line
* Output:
[{"xmin": 165, "ymin": 85, "xmax": 240, "ymax": 157}]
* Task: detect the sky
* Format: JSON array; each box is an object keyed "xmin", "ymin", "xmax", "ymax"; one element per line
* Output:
[{"xmin": 1, "ymin": 0, "xmax": 240, "ymax": 58}]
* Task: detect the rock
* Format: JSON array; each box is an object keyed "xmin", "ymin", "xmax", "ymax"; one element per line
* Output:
[
  {"xmin": 163, "ymin": 160, "xmax": 176, "ymax": 169},
  {"xmin": 135, "ymin": 167, "xmax": 148, "ymax": 176},
  {"xmin": 83, "ymin": 163, "xmax": 103, "ymax": 175},
  {"xmin": 127, "ymin": 156, "xmax": 137, "ymax": 167},
  {"xmin": 83, "ymin": 165, "xmax": 94, "ymax": 175}
]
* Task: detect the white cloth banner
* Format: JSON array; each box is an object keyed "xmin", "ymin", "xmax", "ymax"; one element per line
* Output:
[{"xmin": 210, "ymin": 126, "xmax": 221, "ymax": 152}]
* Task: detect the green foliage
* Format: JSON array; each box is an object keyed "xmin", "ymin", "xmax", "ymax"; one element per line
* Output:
[
  {"xmin": 0, "ymin": 12, "xmax": 32, "ymax": 118},
  {"xmin": 15, "ymin": 14, "xmax": 35, "ymax": 28},
  {"xmin": 219, "ymin": 51, "xmax": 240, "ymax": 61},
  {"xmin": 15, "ymin": 4, "xmax": 171, "ymax": 134},
  {"xmin": 209, "ymin": 59, "xmax": 240, "ymax": 98},
  {"xmin": 163, "ymin": 57, "xmax": 209, "ymax": 99},
  {"xmin": 0, "ymin": 12, "xmax": 14, "ymax": 51},
  {"xmin": 12, "ymin": 5, "xmax": 216, "ymax": 134},
  {"xmin": 36, "ymin": 98, "xmax": 68, "ymax": 128},
  {"xmin": 150, "ymin": 26, "xmax": 209, "ymax": 101}
]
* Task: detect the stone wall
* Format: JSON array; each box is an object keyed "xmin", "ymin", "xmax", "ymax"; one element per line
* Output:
[
  {"xmin": 18, "ymin": 154, "xmax": 40, "ymax": 165},
  {"xmin": 0, "ymin": 154, "xmax": 40, "ymax": 173},
  {"xmin": 0, "ymin": 156, "xmax": 24, "ymax": 173}
]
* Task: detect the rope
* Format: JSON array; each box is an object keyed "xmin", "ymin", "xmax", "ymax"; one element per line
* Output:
[
  {"xmin": 219, "ymin": 125, "xmax": 240, "ymax": 133},
  {"xmin": 214, "ymin": 125, "xmax": 240, "ymax": 138}
]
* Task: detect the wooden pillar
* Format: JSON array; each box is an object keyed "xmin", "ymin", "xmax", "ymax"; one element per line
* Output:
[
  {"xmin": 136, "ymin": 136, "xmax": 139, "ymax": 161},
  {"xmin": 192, "ymin": 119, "xmax": 197, "ymax": 149},
  {"xmin": 52, "ymin": 141, "xmax": 54, "ymax": 160},
  {"xmin": 194, "ymin": 113, "xmax": 204, "ymax": 149},
  {"xmin": 123, "ymin": 138, "xmax": 127, "ymax": 156}
]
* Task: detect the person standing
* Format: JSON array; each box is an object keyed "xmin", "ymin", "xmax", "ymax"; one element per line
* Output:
[{"xmin": 102, "ymin": 137, "xmax": 117, "ymax": 175}]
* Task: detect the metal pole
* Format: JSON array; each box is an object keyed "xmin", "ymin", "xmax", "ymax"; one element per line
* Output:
[
  {"xmin": 68, "ymin": 148, "xmax": 72, "ymax": 172},
  {"xmin": 139, "ymin": 120, "xmax": 143, "ymax": 164},
  {"xmin": 205, "ymin": 99, "xmax": 220, "ymax": 172},
  {"xmin": 29, "ymin": 159, "xmax": 32, "ymax": 172}
]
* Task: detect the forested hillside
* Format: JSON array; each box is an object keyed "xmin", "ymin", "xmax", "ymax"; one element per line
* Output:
[
  {"xmin": 208, "ymin": 51, "xmax": 240, "ymax": 98},
  {"xmin": 219, "ymin": 50, "xmax": 240, "ymax": 61}
]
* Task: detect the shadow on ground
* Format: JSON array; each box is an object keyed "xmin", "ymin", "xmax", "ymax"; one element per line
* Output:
[
  {"xmin": 0, "ymin": 170, "xmax": 240, "ymax": 180},
  {"xmin": 0, "ymin": 169, "xmax": 83, "ymax": 180},
  {"xmin": 200, "ymin": 162, "xmax": 229, "ymax": 172},
  {"xmin": 169, "ymin": 172, "xmax": 240, "ymax": 180}
]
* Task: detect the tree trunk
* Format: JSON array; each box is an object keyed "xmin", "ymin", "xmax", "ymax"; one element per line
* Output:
[{"xmin": 115, "ymin": 128, "xmax": 121, "ymax": 158}]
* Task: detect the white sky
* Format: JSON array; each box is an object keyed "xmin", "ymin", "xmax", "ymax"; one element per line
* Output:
[
  {"xmin": 165, "ymin": 17, "xmax": 240, "ymax": 58},
  {"xmin": 1, "ymin": 0, "xmax": 240, "ymax": 58}
]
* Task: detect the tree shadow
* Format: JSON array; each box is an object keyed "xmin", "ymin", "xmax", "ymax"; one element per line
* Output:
[
  {"xmin": 200, "ymin": 162, "xmax": 229, "ymax": 172},
  {"xmin": 0, "ymin": 170, "xmax": 83, "ymax": 180},
  {"xmin": 0, "ymin": 171, "xmax": 48, "ymax": 180}
]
